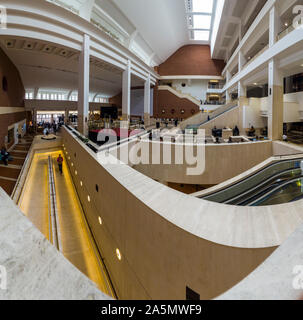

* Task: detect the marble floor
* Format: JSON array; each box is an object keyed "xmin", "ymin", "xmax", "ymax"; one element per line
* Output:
[{"xmin": 18, "ymin": 150, "xmax": 114, "ymax": 297}]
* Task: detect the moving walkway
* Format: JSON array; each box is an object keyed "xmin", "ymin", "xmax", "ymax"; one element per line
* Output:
[{"xmin": 200, "ymin": 158, "xmax": 303, "ymax": 206}]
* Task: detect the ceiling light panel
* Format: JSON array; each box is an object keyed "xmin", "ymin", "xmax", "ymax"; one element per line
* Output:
[
  {"xmin": 193, "ymin": 15, "xmax": 212, "ymax": 29},
  {"xmin": 192, "ymin": 0, "xmax": 214, "ymax": 13}
]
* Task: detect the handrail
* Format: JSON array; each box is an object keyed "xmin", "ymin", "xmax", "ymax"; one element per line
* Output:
[
  {"xmin": 11, "ymin": 138, "xmax": 35, "ymax": 203},
  {"xmin": 47, "ymin": 155, "xmax": 62, "ymax": 251},
  {"xmin": 65, "ymin": 125, "xmax": 149, "ymax": 153}
]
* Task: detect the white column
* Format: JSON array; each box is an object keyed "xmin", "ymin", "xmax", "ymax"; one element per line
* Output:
[
  {"xmin": 78, "ymin": 34, "xmax": 90, "ymax": 135},
  {"xmin": 34, "ymin": 88, "xmax": 39, "ymax": 99},
  {"xmin": 238, "ymin": 81, "xmax": 246, "ymax": 98},
  {"xmin": 238, "ymin": 51, "xmax": 247, "ymax": 72},
  {"xmin": 144, "ymin": 74, "xmax": 151, "ymax": 126},
  {"xmin": 65, "ymin": 109, "xmax": 69, "ymax": 124},
  {"xmin": 269, "ymin": 5, "xmax": 281, "ymax": 47},
  {"xmin": 226, "ymin": 70, "xmax": 231, "ymax": 103},
  {"xmin": 238, "ymin": 21, "xmax": 243, "ymax": 42},
  {"xmin": 33, "ymin": 109, "xmax": 37, "ymax": 125},
  {"xmin": 122, "ymin": 60, "xmax": 131, "ymax": 121},
  {"xmin": 268, "ymin": 58, "xmax": 283, "ymax": 140}
]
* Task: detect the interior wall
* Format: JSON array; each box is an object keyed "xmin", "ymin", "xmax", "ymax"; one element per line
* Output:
[
  {"xmin": 62, "ymin": 128, "xmax": 276, "ymax": 300},
  {"xmin": 130, "ymin": 88, "xmax": 153, "ymax": 117},
  {"xmin": 157, "ymin": 45, "xmax": 225, "ymax": 76},
  {"xmin": 0, "ymin": 47, "xmax": 26, "ymax": 147},
  {"xmin": 171, "ymin": 79, "xmax": 209, "ymax": 102},
  {"xmin": 153, "ymin": 86, "xmax": 200, "ymax": 119}
]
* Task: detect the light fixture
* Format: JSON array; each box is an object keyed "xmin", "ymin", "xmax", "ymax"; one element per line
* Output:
[
  {"xmin": 87, "ymin": 195, "xmax": 91, "ymax": 202},
  {"xmin": 71, "ymin": 163, "xmax": 74, "ymax": 167},
  {"xmin": 98, "ymin": 217, "xmax": 102, "ymax": 225},
  {"xmin": 285, "ymin": 22, "xmax": 288, "ymax": 27},
  {"xmin": 301, "ymin": 64, "xmax": 303, "ymax": 67},
  {"xmin": 80, "ymin": 181, "xmax": 83, "ymax": 187},
  {"xmin": 75, "ymin": 170, "xmax": 77, "ymax": 175},
  {"xmin": 253, "ymin": 83, "xmax": 258, "ymax": 85},
  {"xmin": 116, "ymin": 248, "xmax": 122, "ymax": 261}
]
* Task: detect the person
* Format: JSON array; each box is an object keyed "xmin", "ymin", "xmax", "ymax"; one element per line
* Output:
[
  {"xmin": 215, "ymin": 137, "xmax": 220, "ymax": 144},
  {"xmin": 233, "ymin": 125, "xmax": 240, "ymax": 136},
  {"xmin": 57, "ymin": 154, "xmax": 64, "ymax": 175},
  {"xmin": 228, "ymin": 137, "xmax": 233, "ymax": 143},
  {"xmin": 1, "ymin": 147, "xmax": 9, "ymax": 166},
  {"xmin": 283, "ymin": 134, "xmax": 288, "ymax": 142},
  {"xmin": 249, "ymin": 126, "xmax": 256, "ymax": 137}
]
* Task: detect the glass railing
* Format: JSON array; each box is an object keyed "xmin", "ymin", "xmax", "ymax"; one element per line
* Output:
[
  {"xmin": 277, "ymin": 24, "xmax": 295, "ymax": 41},
  {"xmin": 201, "ymin": 158, "xmax": 303, "ymax": 204},
  {"xmin": 47, "ymin": 0, "xmax": 79, "ymax": 15}
]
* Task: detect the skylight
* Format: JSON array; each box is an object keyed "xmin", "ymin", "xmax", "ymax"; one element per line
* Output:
[
  {"xmin": 194, "ymin": 30, "xmax": 210, "ymax": 41},
  {"xmin": 193, "ymin": 15, "xmax": 212, "ymax": 29},
  {"xmin": 185, "ymin": 0, "xmax": 217, "ymax": 42},
  {"xmin": 192, "ymin": 0, "xmax": 214, "ymax": 13}
]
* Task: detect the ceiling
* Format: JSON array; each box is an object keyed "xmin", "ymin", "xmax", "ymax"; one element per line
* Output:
[{"xmin": 0, "ymin": 37, "xmax": 143, "ymax": 97}]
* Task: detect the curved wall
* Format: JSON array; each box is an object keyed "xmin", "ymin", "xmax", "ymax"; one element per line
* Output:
[
  {"xmin": 62, "ymin": 128, "xmax": 284, "ymax": 300},
  {"xmin": 115, "ymin": 139, "xmax": 272, "ymax": 185}
]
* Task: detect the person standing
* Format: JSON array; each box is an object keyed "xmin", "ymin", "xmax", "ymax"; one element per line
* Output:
[
  {"xmin": 57, "ymin": 154, "xmax": 64, "ymax": 175},
  {"xmin": 1, "ymin": 147, "xmax": 9, "ymax": 166}
]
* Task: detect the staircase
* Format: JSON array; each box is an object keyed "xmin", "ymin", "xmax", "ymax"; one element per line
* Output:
[
  {"xmin": 180, "ymin": 101, "xmax": 239, "ymax": 130},
  {"xmin": 158, "ymin": 85, "xmax": 201, "ymax": 106},
  {"xmin": 0, "ymin": 135, "xmax": 34, "ymax": 195}
]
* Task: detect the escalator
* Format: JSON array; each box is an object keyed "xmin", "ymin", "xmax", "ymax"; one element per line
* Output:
[{"xmin": 200, "ymin": 158, "xmax": 303, "ymax": 206}]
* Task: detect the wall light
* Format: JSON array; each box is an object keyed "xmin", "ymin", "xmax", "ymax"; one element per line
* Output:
[
  {"xmin": 98, "ymin": 216, "xmax": 102, "ymax": 225},
  {"xmin": 75, "ymin": 170, "xmax": 77, "ymax": 175},
  {"xmin": 87, "ymin": 195, "xmax": 91, "ymax": 202},
  {"xmin": 116, "ymin": 248, "xmax": 122, "ymax": 261},
  {"xmin": 71, "ymin": 163, "xmax": 74, "ymax": 167},
  {"xmin": 80, "ymin": 181, "xmax": 83, "ymax": 187}
]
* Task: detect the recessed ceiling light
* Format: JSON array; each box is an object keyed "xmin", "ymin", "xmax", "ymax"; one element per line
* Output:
[
  {"xmin": 285, "ymin": 22, "xmax": 288, "ymax": 27},
  {"xmin": 116, "ymin": 248, "xmax": 122, "ymax": 261}
]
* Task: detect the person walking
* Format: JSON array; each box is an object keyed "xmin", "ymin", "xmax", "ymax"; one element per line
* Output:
[{"xmin": 57, "ymin": 154, "xmax": 64, "ymax": 175}]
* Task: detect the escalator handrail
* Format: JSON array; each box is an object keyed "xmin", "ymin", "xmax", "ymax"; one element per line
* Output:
[
  {"xmin": 247, "ymin": 176, "xmax": 303, "ymax": 206},
  {"xmin": 201, "ymin": 158, "xmax": 303, "ymax": 202},
  {"xmin": 224, "ymin": 168, "xmax": 301, "ymax": 205}
]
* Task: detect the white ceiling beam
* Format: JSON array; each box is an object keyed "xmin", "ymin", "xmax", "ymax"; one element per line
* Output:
[
  {"xmin": 79, "ymin": 0, "xmax": 95, "ymax": 21},
  {"xmin": 242, "ymin": 0, "xmax": 260, "ymax": 26}
]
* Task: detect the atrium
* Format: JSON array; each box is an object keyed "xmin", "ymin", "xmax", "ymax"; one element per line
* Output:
[{"xmin": 0, "ymin": 0, "xmax": 303, "ymax": 302}]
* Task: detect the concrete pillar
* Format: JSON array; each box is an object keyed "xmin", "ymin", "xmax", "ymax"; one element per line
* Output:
[
  {"xmin": 238, "ymin": 81, "xmax": 247, "ymax": 100},
  {"xmin": 78, "ymin": 34, "xmax": 90, "ymax": 136},
  {"xmin": 226, "ymin": 70, "xmax": 232, "ymax": 103},
  {"xmin": 33, "ymin": 88, "xmax": 39, "ymax": 100},
  {"xmin": 269, "ymin": 5, "xmax": 281, "ymax": 47},
  {"xmin": 238, "ymin": 81, "xmax": 248, "ymax": 134},
  {"xmin": 122, "ymin": 60, "xmax": 131, "ymax": 122},
  {"xmin": 238, "ymin": 21, "xmax": 243, "ymax": 42},
  {"xmin": 65, "ymin": 109, "xmax": 69, "ymax": 124},
  {"xmin": 144, "ymin": 74, "xmax": 151, "ymax": 126},
  {"xmin": 238, "ymin": 51, "xmax": 247, "ymax": 72},
  {"xmin": 268, "ymin": 59, "xmax": 283, "ymax": 140}
]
